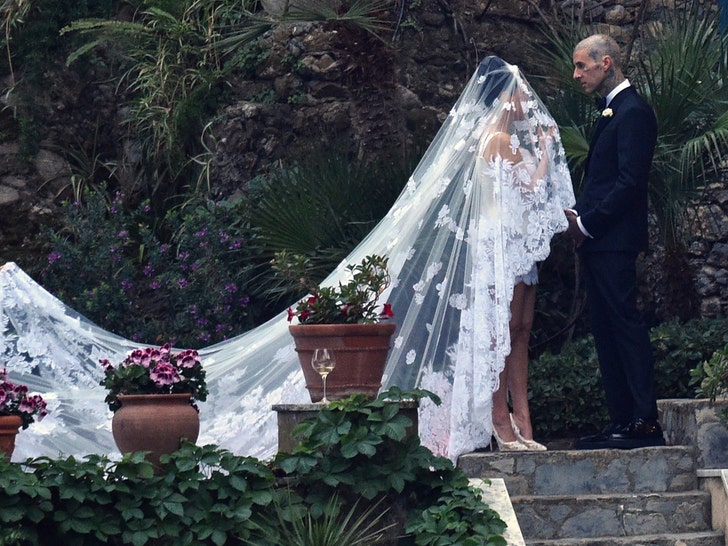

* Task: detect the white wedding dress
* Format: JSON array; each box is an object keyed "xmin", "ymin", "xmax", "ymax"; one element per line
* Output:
[{"xmin": 0, "ymin": 57, "xmax": 574, "ymax": 462}]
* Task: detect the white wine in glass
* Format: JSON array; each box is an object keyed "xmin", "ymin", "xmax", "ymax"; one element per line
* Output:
[{"xmin": 311, "ymin": 348, "xmax": 336, "ymax": 403}]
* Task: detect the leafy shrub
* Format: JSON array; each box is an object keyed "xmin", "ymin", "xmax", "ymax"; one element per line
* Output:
[
  {"xmin": 60, "ymin": 0, "xmax": 263, "ymax": 200},
  {"xmin": 38, "ymin": 187, "xmax": 261, "ymax": 347},
  {"xmin": 529, "ymin": 335, "xmax": 608, "ymax": 438},
  {"xmin": 248, "ymin": 146, "xmax": 410, "ymax": 305},
  {"xmin": 276, "ymin": 388, "xmax": 507, "ymax": 545},
  {"xmin": 652, "ymin": 317, "xmax": 728, "ymax": 398},
  {"xmin": 692, "ymin": 343, "xmax": 728, "ymax": 423},
  {"xmin": 0, "ymin": 390, "xmax": 507, "ymax": 546},
  {"xmin": 1, "ymin": 447, "xmax": 274, "ymax": 546},
  {"xmin": 529, "ymin": 316, "xmax": 728, "ymax": 438}
]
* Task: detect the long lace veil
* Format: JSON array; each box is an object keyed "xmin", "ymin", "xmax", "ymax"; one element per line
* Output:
[{"xmin": 0, "ymin": 57, "xmax": 574, "ymax": 462}]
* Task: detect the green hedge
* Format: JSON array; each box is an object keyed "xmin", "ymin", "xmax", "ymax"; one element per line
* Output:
[
  {"xmin": 0, "ymin": 389, "xmax": 506, "ymax": 546},
  {"xmin": 529, "ymin": 316, "xmax": 728, "ymax": 438}
]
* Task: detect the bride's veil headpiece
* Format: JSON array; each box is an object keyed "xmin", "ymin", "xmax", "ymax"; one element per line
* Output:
[{"xmin": 0, "ymin": 57, "xmax": 573, "ymax": 462}]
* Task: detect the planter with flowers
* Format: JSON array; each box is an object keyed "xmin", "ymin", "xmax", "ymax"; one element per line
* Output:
[
  {"xmin": 100, "ymin": 344, "xmax": 207, "ymax": 464},
  {"xmin": 0, "ymin": 370, "xmax": 48, "ymax": 460},
  {"xmin": 274, "ymin": 253, "xmax": 396, "ymax": 403}
]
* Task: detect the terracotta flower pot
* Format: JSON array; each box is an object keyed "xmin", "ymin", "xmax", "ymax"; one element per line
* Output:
[
  {"xmin": 0, "ymin": 415, "xmax": 23, "ymax": 461},
  {"xmin": 289, "ymin": 322, "xmax": 396, "ymax": 402},
  {"xmin": 112, "ymin": 393, "xmax": 200, "ymax": 465}
]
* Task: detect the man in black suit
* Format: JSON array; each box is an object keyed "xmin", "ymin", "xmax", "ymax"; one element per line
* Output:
[{"xmin": 566, "ymin": 34, "xmax": 665, "ymax": 449}]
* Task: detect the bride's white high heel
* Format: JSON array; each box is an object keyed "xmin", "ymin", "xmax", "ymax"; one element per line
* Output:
[
  {"xmin": 492, "ymin": 427, "xmax": 529, "ymax": 451},
  {"xmin": 510, "ymin": 414, "xmax": 547, "ymax": 451}
]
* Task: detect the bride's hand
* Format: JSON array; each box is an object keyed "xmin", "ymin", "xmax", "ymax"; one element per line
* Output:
[{"xmin": 538, "ymin": 127, "xmax": 554, "ymax": 155}]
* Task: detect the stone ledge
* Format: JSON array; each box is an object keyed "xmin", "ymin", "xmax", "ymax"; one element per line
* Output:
[
  {"xmin": 696, "ymin": 469, "xmax": 728, "ymax": 540},
  {"xmin": 659, "ymin": 398, "xmax": 728, "ymax": 469}
]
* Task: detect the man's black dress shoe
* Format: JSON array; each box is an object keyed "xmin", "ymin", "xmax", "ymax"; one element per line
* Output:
[
  {"xmin": 606, "ymin": 418, "xmax": 666, "ymax": 449},
  {"xmin": 573, "ymin": 423, "xmax": 628, "ymax": 450}
]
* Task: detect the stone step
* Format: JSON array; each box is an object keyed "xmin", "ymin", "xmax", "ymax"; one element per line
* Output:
[
  {"xmin": 457, "ymin": 445, "xmax": 697, "ymax": 496},
  {"xmin": 511, "ymin": 490, "xmax": 712, "ymax": 540},
  {"xmin": 526, "ymin": 530, "xmax": 725, "ymax": 546}
]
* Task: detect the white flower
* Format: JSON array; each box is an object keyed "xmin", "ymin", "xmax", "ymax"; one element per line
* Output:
[
  {"xmin": 602, "ymin": 108, "xmax": 614, "ymax": 118},
  {"xmin": 406, "ymin": 350, "xmax": 416, "ymax": 365},
  {"xmin": 426, "ymin": 261, "xmax": 443, "ymax": 281}
]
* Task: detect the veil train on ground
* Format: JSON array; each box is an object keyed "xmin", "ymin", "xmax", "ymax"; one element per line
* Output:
[{"xmin": 0, "ymin": 57, "xmax": 574, "ymax": 462}]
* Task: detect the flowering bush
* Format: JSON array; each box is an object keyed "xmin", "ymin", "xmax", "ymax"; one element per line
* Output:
[
  {"xmin": 273, "ymin": 253, "xmax": 394, "ymax": 325},
  {"xmin": 0, "ymin": 370, "xmax": 48, "ymax": 429},
  {"xmin": 40, "ymin": 187, "xmax": 258, "ymax": 348},
  {"xmin": 100, "ymin": 344, "xmax": 208, "ymax": 412}
]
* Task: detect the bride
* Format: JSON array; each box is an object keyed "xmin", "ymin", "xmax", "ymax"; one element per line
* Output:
[{"xmin": 0, "ymin": 56, "xmax": 573, "ymax": 462}]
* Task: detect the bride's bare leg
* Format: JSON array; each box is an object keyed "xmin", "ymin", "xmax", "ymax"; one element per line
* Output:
[
  {"xmin": 492, "ymin": 365, "xmax": 518, "ymax": 442},
  {"xmin": 507, "ymin": 282, "xmax": 537, "ymax": 440}
]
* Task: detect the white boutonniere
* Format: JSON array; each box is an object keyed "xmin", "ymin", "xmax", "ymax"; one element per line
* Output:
[{"xmin": 602, "ymin": 108, "xmax": 614, "ymax": 118}]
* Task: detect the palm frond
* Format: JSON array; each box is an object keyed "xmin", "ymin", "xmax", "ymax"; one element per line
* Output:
[
  {"xmin": 680, "ymin": 108, "xmax": 728, "ymax": 183},
  {"xmin": 250, "ymin": 493, "xmax": 392, "ymax": 546},
  {"xmin": 249, "ymin": 144, "xmax": 410, "ymax": 304},
  {"xmin": 60, "ymin": 18, "xmax": 153, "ymax": 38},
  {"xmin": 634, "ymin": 4, "xmax": 728, "ymax": 247},
  {"xmin": 210, "ymin": 16, "xmax": 275, "ymax": 55},
  {"xmin": 283, "ymin": 0, "xmax": 394, "ymax": 40}
]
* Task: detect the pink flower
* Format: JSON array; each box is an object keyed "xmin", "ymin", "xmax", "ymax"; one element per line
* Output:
[
  {"xmin": 13, "ymin": 384, "xmax": 27, "ymax": 396},
  {"xmin": 148, "ymin": 347, "xmax": 164, "ymax": 361},
  {"xmin": 19, "ymin": 395, "xmax": 47, "ymax": 420},
  {"xmin": 100, "ymin": 344, "xmax": 207, "ymax": 412},
  {"xmin": 0, "ymin": 369, "xmax": 48, "ymax": 428},
  {"xmin": 128, "ymin": 349, "xmax": 147, "ymax": 367},
  {"xmin": 150, "ymin": 362, "xmax": 180, "ymax": 386},
  {"xmin": 177, "ymin": 350, "xmax": 200, "ymax": 368},
  {"xmin": 100, "ymin": 359, "xmax": 114, "ymax": 372}
]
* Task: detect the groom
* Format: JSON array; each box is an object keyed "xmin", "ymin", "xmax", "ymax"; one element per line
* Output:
[{"xmin": 565, "ymin": 34, "xmax": 665, "ymax": 449}]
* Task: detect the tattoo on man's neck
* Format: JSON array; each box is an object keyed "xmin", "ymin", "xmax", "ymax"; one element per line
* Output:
[{"xmin": 601, "ymin": 71, "xmax": 618, "ymax": 95}]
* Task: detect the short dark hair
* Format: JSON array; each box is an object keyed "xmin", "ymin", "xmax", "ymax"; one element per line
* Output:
[{"xmin": 575, "ymin": 34, "xmax": 623, "ymax": 69}]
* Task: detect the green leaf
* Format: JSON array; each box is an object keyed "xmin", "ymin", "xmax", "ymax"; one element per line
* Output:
[{"xmin": 163, "ymin": 501, "xmax": 185, "ymax": 516}]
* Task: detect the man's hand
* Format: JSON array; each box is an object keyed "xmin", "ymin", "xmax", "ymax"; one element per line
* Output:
[{"xmin": 564, "ymin": 209, "xmax": 586, "ymax": 248}]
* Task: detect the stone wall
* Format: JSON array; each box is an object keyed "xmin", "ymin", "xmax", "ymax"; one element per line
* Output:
[{"xmin": 690, "ymin": 184, "xmax": 728, "ymax": 317}]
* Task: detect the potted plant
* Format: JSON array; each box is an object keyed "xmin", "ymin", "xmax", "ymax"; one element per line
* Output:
[
  {"xmin": 100, "ymin": 344, "xmax": 208, "ymax": 464},
  {"xmin": 0, "ymin": 369, "xmax": 48, "ymax": 460},
  {"xmin": 273, "ymin": 253, "xmax": 396, "ymax": 402}
]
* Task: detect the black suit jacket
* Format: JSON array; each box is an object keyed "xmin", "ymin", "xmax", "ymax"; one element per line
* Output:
[{"xmin": 576, "ymin": 86, "xmax": 657, "ymax": 253}]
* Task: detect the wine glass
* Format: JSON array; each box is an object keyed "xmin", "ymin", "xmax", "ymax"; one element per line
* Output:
[{"xmin": 311, "ymin": 348, "xmax": 336, "ymax": 403}]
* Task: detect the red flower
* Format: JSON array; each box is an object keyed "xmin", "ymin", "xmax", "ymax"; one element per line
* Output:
[
  {"xmin": 381, "ymin": 303, "xmax": 394, "ymax": 319},
  {"xmin": 274, "ymin": 254, "xmax": 391, "ymax": 325}
]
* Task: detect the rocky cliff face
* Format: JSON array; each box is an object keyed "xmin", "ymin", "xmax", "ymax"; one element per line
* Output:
[{"xmin": 0, "ymin": 0, "xmax": 725, "ymax": 318}]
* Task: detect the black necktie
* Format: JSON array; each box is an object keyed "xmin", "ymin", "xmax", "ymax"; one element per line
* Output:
[{"xmin": 594, "ymin": 96, "xmax": 607, "ymax": 110}]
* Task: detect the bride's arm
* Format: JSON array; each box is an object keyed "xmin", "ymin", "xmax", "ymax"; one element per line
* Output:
[
  {"xmin": 530, "ymin": 127, "xmax": 554, "ymax": 186},
  {"xmin": 482, "ymin": 131, "xmax": 520, "ymax": 164}
]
